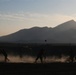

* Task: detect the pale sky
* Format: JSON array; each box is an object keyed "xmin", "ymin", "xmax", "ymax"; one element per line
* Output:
[{"xmin": 0, "ymin": 0, "xmax": 76, "ymax": 36}]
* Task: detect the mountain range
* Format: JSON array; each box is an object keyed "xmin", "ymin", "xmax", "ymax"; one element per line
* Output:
[{"xmin": 0, "ymin": 20, "xmax": 76, "ymax": 43}]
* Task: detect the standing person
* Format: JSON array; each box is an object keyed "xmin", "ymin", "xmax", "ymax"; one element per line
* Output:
[
  {"xmin": 68, "ymin": 44, "xmax": 74, "ymax": 63},
  {"xmin": 35, "ymin": 48, "xmax": 46, "ymax": 63},
  {"xmin": 1, "ymin": 50, "xmax": 9, "ymax": 62},
  {"xmin": 19, "ymin": 46, "xmax": 23, "ymax": 59},
  {"xmin": 69, "ymin": 49, "xmax": 74, "ymax": 63}
]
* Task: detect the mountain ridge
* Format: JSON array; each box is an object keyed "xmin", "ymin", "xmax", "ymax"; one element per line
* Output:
[{"xmin": 0, "ymin": 20, "xmax": 76, "ymax": 43}]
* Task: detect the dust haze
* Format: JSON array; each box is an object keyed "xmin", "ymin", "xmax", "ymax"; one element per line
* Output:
[{"xmin": 0, "ymin": 55, "xmax": 72, "ymax": 63}]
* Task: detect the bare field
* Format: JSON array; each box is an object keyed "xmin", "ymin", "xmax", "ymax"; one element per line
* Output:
[{"xmin": 0, "ymin": 62, "xmax": 76, "ymax": 75}]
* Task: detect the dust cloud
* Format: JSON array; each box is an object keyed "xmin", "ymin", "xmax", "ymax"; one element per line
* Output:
[{"xmin": 0, "ymin": 55, "xmax": 71, "ymax": 63}]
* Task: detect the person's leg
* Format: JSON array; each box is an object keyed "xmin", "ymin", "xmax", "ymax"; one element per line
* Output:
[
  {"xmin": 5, "ymin": 55, "xmax": 9, "ymax": 62},
  {"xmin": 35, "ymin": 56, "xmax": 39, "ymax": 63},
  {"xmin": 71, "ymin": 56, "xmax": 74, "ymax": 62},
  {"xmin": 5, "ymin": 56, "xmax": 7, "ymax": 62},
  {"xmin": 7, "ymin": 57, "xmax": 10, "ymax": 61},
  {"xmin": 70, "ymin": 56, "xmax": 73, "ymax": 63},
  {"xmin": 40, "ymin": 56, "xmax": 43, "ymax": 63}
]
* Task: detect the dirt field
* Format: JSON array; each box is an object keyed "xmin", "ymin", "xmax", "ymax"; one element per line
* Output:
[{"xmin": 0, "ymin": 62, "xmax": 76, "ymax": 75}]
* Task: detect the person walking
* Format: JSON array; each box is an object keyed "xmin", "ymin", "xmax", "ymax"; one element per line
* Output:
[
  {"xmin": 35, "ymin": 48, "xmax": 46, "ymax": 63},
  {"xmin": 1, "ymin": 49, "xmax": 9, "ymax": 62}
]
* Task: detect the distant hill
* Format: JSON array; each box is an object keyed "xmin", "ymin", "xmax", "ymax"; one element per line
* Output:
[
  {"xmin": 0, "ymin": 20, "xmax": 76, "ymax": 43},
  {"xmin": 54, "ymin": 20, "xmax": 76, "ymax": 31}
]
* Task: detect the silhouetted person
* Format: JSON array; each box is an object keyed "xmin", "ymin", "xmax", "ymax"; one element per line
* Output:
[
  {"xmin": 69, "ymin": 49, "xmax": 74, "ymax": 63},
  {"xmin": 19, "ymin": 46, "xmax": 24, "ymax": 59},
  {"xmin": 1, "ymin": 50, "xmax": 9, "ymax": 62},
  {"xmin": 35, "ymin": 48, "xmax": 46, "ymax": 63}
]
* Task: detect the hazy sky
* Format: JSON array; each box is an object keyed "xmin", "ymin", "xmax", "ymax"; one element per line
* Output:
[{"xmin": 0, "ymin": 0, "xmax": 76, "ymax": 36}]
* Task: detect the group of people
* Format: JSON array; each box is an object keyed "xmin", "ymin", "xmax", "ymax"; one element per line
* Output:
[
  {"xmin": 0, "ymin": 48, "xmax": 46, "ymax": 63},
  {"xmin": 34, "ymin": 48, "xmax": 75, "ymax": 63},
  {"xmin": 0, "ymin": 48, "xmax": 75, "ymax": 63}
]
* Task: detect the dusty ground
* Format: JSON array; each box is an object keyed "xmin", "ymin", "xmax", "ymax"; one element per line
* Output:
[{"xmin": 0, "ymin": 62, "xmax": 76, "ymax": 75}]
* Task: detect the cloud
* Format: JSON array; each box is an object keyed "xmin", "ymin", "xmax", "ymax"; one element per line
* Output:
[
  {"xmin": 0, "ymin": 0, "xmax": 35, "ymax": 2},
  {"xmin": 0, "ymin": 12, "xmax": 75, "ymax": 28},
  {"xmin": 0, "ymin": 0, "xmax": 11, "ymax": 2}
]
